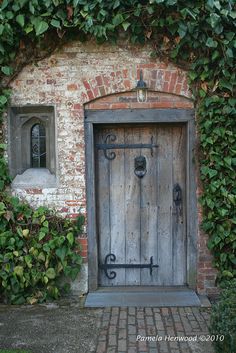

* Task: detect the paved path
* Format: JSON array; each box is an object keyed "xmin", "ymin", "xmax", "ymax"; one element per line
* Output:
[
  {"xmin": 95, "ymin": 307, "xmax": 214, "ymax": 353},
  {"xmin": 0, "ymin": 302, "xmax": 214, "ymax": 353}
]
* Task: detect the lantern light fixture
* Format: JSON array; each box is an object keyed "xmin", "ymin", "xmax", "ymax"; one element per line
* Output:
[{"xmin": 135, "ymin": 70, "xmax": 148, "ymax": 103}]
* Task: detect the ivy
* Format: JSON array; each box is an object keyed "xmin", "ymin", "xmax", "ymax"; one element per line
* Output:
[
  {"xmin": 0, "ymin": 0, "xmax": 236, "ymax": 287},
  {"xmin": 0, "ymin": 195, "xmax": 85, "ymax": 304}
]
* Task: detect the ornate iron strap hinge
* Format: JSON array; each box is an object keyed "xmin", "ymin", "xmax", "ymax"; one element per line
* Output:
[
  {"xmin": 96, "ymin": 133, "xmax": 158, "ymax": 160},
  {"xmin": 99, "ymin": 253, "xmax": 159, "ymax": 279}
]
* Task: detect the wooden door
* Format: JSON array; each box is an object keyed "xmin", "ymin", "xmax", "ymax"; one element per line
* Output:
[{"xmin": 95, "ymin": 124, "xmax": 187, "ymax": 286}]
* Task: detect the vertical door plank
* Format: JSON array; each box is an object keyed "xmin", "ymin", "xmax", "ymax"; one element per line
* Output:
[
  {"xmin": 125, "ymin": 126, "xmax": 141, "ymax": 285},
  {"xmin": 140, "ymin": 125, "xmax": 159, "ymax": 285},
  {"xmin": 172, "ymin": 124, "xmax": 187, "ymax": 285},
  {"xmin": 95, "ymin": 127, "xmax": 111, "ymax": 286},
  {"xmin": 157, "ymin": 125, "xmax": 173, "ymax": 285},
  {"xmin": 109, "ymin": 127, "xmax": 126, "ymax": 285}
]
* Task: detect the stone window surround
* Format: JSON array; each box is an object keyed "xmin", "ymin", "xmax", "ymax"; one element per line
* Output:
[{"xmin": 8, "ymin": 105, "xmax": 57, "ymax": 188}]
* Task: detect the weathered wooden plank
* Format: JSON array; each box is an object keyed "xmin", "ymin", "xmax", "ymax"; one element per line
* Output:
[
  {"xmin": 172, "ymin": 124, "xmax": 187, "ymax": 285},
  {"xmin": 125, "ymin": 126, "xmax": 141, "ymax": 285},
  {"xmin": 85, "ymin": 109, "xmax": 195, "ymax": 124},
  {"xmin": 156, "ymin": 125, "xmax": 173, "ymax": 285},
  {"xmin": 140, "ymin": 125, "xmax": 159, "ymax": 285},
  {"xmin": 187, "ymin": 119, "xmax": 198, "ymax": 288},
  {"xmin": 84, "ymin": 122, "xmax": 98, "ymax": 291},
  {"xmin": 95, "ymin": 127, "xmax": 111, "ymax": 286},
  {"xmin": 109, "ymin": 127, "xmax": 126, "ymax": 285}
]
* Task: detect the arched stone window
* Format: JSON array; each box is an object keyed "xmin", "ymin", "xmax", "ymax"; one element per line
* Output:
[
  {"xmin": 31, "ymin": 123, "xmax": 46, "ymax": 168},
  {"xmin": 8, "ymin": 105, "xmax": 56, "ymax": 188}
]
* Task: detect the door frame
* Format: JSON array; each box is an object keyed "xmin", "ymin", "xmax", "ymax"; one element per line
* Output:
[{"xmin": 84, "ymin": 109, "xmax": 197, "ymax": 291}]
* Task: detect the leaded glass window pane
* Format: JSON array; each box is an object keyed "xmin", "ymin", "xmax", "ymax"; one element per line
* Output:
[{"xmin": 31, "ymin": 123, "xmax": 46, "ymax": 168}]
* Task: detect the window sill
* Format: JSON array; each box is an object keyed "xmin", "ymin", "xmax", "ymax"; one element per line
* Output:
[{"xmin": 11, "ymin": 168, "xmax": 57, "ymax": 189}]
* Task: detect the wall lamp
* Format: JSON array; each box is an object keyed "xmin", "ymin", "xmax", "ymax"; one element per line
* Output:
[{"xmin": 135, "ymin": 70, "xmax": 148, "ymax": 103}]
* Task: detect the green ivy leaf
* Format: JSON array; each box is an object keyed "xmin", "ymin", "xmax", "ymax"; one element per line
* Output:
[
  {"xmin": 1, "ymin": 66, "xmax": 13, "ymax": 76},
  {"xmin": 56, "ymin": 246, "xmax": 67, "ymax": 261},
  {"xmin": 206, "ymin": 37, "xmax": 218, "ymax": 48},
  {"xmin": 112, "ymin": 14, "xmax": 124, "ymax": 26},
  {"xmin": 0, "ymin": 96, "xmax": 8, "ymax": 105},
  {"xmin": 34, "ymin": 19, "xmax": 49, "ymax": 36},
  {"xmin": 16, "ymin": 14, "xmax": 25, "ymax": 27},
  {"xmin": 39, "ymin": 231, "xmax": 46, "ymax": 241},
  {"xmin": 122, "ymin": 22, "xmax": 130, "ymax": 31},
  {"xmin": 66, "ymin": 232, "xmax": 74, "ymax": 246},
  {"xmin": 14, "ymin": 266, "xmax": 24, "ymax": 277},
  {"xmin": 1, "ymin": 0, "xmax": 9, "ymax": 11},
  {"xmin": 46, "ymin": 268, "xmax": 56, "ymax": 279},
  {"xmin": 209, "ymin": 13, "xmax": 220, "ymax": 28},
  {"xmin": 51, "ymin": 19, "xmax": 61, "ymax": 28},
  {"xmin": 219, "ymin": 79, "xmax": 233, "ymax": 92}
]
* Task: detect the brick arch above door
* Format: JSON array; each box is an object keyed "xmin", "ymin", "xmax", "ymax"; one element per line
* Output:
[
  {"xmin": 84, "ymin": 90, "xmax": 193, "ymax": 111},
  {"xmin": 82, "ymin": 65, "xmax": 193, "ymax": 108}
]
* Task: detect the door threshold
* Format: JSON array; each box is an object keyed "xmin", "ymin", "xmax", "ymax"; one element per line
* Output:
[
  {"xmin": 85, "ymin": 286, "xmax": 201, "ymax": 307},
  {"xmin": 96, "ymin": 285, "xmax": 189, "ymax": 292}
]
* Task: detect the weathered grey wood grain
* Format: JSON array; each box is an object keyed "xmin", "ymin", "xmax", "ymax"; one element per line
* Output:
[
  {"xmin": 84, "ymin": 122, "xmax": 98, "ymax": 291},
  {"xmin": 86, "ymin": 108, "xmax": 197, "ymax": 291},
  {"xmin": 124, "ymin": 127, "xmax": 141, "ymax": 285},
  {"xmin": 109, "ymin": 127, "xmax": 126, "ymax": 285},
  {"xmin": 95, "ymin": 127, "xmax": 111, "ymax": 286},
  {"xmin": 85, "ymin": 109, "xmax": 194, "ymax": 124},
  {"xmin": 156, "ymin": 126, "xmax": 173, "ymax": 285},
  {"xmin": 172, "ymin": 125, "xmax": 187, "ymax": 285},
  {"xmin": 140, "ymin": 125, "xmax": 159, "ymax": 285}
]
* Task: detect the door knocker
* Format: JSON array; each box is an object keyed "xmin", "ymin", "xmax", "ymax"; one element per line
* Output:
[{"xmin": 134, "ymin": 155, "xmax": 147, "ymax": 178}]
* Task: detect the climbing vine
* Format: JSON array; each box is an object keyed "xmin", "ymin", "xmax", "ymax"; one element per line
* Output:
[{"xmin": 0, "ymin": 0, "xmax": 236, "ymax": 287}]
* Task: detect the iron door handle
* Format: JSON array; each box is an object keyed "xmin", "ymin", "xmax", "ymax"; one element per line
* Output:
[{"xmin": 173, "ymin": 183, "xmax": 182, "ymax": 206}]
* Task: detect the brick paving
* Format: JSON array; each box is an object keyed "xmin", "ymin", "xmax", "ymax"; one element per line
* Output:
[{"xmin": 95, "ymin": 307, "xmax": 214, "ymax": 353}]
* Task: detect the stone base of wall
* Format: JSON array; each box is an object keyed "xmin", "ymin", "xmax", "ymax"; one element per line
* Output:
[{"xmin": 70, "ymin": 263, "xmax": 88, "ymax": 295}]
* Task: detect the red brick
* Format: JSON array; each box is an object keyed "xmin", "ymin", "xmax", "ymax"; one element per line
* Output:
[
  {"xmin": 116, "ymin": 71, "xmax": 122, "ymax": 78},
  {"xmin": 93, "ymin": 86, "xmax": 99, "ymax": 98},
  {"xmin": 87, "ymin": 103, "xmax": 110, "ymax": 110},
  {"xmin": 60, "ymin": 207, "xmax": 69, "ymax": 213},
  {"xmin": 110, "ymin": 103, "xmax": 130, "ymax": 109},
  {"xmin": 98, "ymin": 86, "xmax": 106, "ymax": 96},
  {"xmin": 87, "ymin": 90, "xmax": 94, "ymax": 100},
  {"xmin": 174, "ymin": 102, "xmax": 193, "ymax": 108},
  {"xmin": 95, "ymin": 75, "xmax": 103, "ymax": 86},
  {"xmin": 83, "ymin": 80, "xmax": 91, "ymax": 90},
  {"xmin": 175, "ymin": 83, "xmax": 182, "ymax": 95},
  {"xmin": 169, "ymin": 72, "xmax": 177, "ymax": 92},
  {"xmin": 123, "ymin": 69, "xmax": 128, "ymax": 78},
  {"xmin": 163, "ymin": 81, "xmax": 169, "ymax": 92},
  {"xmin": 130, "ymin": 102, "xmax": 150, "ymax": 109},
  {"xmin": 138, "ymin": 63, "xmax": 156, "ymax": 69},
  {"xmin": 123, "ymin": 80, "xmax": 131, "ymax": 90},
  {"xmin": 149, "ymin": 101, "xmax": 174, "ymax": 108},
  {"xmin": 78, "ymin": 238, "xmax": 87, "ymax": 244},
  {"xmin": 73, "ymin": 103, "xmax": 82, "ymax": 109},
  {"xmin": 25, "ymin": 188, "xmax": 42, "ymax": 194},
  {"xmin": 102, "ymin": 75, "xmax": 110, "ymax": 87},
  {"xmin": 164, "ymin": 71, "xmax": 171, "ymax": 81}
]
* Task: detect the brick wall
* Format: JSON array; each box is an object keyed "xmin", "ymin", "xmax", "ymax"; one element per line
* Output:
[{"xmin": 8, "ymin": 40, "xmax": 218, "ymax": 295}]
